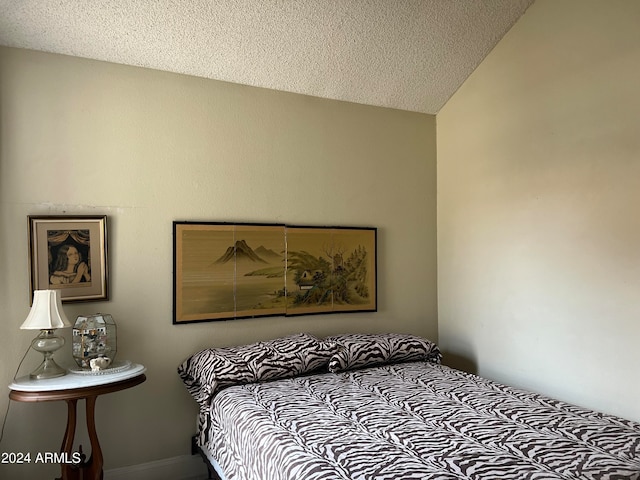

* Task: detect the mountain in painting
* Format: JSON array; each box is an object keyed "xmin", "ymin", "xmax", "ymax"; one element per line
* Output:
[
  {"xmin": 215, "ymin": 240, "xmax": 268, "ymax": 264},
  {"xmin": 254, "ymin": 246, "xmax": 282, "ymax": 262}
]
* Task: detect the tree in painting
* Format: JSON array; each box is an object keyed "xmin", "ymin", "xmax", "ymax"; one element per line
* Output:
[{"xmin": 287, "ymin": 244, "xmax": 370, "ymax": 306}]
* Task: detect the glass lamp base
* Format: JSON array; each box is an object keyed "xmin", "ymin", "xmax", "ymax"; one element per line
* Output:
[
  {"xmin": 29, "ymin": 329, "xmax": 67, "ymax": 380},
  {"xmin": 29, "ymin": 358, "xmax": 67, "ymax": 380}
]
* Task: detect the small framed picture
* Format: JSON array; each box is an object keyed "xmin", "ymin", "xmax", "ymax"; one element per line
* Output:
[{"xmin": 28, "ymin": 215, "xmax": 109, "ymax": 303}]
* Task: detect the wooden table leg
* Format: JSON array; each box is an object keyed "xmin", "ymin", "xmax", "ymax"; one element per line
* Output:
[
  {"xmin": 59, "ymin": 399, "xmax": 78, "ymax": 480},
  {"xmin": 85, "ymin": 395, "xmax": 104, "ymax": 480},
  {"xmin": 58, "ymin": 396, "xmax": 103, "ymax": 480}
]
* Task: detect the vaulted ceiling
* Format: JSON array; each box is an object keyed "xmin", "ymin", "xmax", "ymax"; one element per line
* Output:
[{"xmin": 0, "ymin": 0, "xmax": 534, "ymax": 114}]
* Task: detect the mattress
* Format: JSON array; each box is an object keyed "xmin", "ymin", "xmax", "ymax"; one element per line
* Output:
[{"xmin": 198, "ymin": 362, "xmax": 640, "ymax": 480}]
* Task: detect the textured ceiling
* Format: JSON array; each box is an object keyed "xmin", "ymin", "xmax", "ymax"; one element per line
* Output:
[{"xmin": 0, "ymin": 0, "xmax": 534, "ymax": 114}]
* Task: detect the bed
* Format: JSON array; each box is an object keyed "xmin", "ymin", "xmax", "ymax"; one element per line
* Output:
[{"xmin": 178, "ymin": 333, "xmax": 640, "ymax": 480}]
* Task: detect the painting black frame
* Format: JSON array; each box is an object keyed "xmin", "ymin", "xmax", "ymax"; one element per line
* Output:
[{"xmin": 173, "ymin": 221, "xmax": 377, "ymax": 324}]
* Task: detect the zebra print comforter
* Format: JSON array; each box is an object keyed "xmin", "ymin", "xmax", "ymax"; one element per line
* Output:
[{"xmin": 198, "ymin": 361, "xmax": 640, "ymax": 480}]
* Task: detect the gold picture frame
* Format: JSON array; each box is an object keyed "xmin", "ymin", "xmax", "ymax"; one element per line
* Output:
[
  {"xmin": 173, "ymin": 222, "xmax": 377, "ymax": 323},
  {"xmin": 28, "ymin": 215, "xmax": 109, "ymax": 303}
]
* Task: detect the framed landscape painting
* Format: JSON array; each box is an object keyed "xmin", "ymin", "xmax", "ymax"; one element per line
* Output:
[{"xmin": 173, "ymin": 222, "xmax": 376, "ymax": 323}]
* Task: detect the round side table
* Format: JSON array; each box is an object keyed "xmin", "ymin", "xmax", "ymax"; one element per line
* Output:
[{"xmin": 8, "ymin": 363, "xmax": 146, "ymax": 480}]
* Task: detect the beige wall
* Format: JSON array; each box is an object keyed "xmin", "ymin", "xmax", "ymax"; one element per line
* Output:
[
  {"xmin": 438, "ymin": 0, "xmax": 640, "ymax": 421},
  {"xmin": 0, "ymin": 47, "xmax": 437, "ymax": 478}
]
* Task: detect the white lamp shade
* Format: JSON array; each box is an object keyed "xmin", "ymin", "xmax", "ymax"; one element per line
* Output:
[{"xmin": 21, "ymin": 290, "xmax": 71, "ymax": 330}]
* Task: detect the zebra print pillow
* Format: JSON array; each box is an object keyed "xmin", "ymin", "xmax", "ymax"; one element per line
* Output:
[
  {"xmin": 325, "ymin": 333, "xmax": 441, "ymax": 373},
  {"xmin": 178, "ymin": 333, "xmax": 337, "ymax": 407}
]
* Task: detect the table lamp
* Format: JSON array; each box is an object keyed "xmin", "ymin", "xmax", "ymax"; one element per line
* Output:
[{"xmin": 21, "ymin": 289, "xmax": 71, "ymax": 379}]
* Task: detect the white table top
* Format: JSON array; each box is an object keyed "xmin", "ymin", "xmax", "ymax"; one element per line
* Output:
[{"xmin": 9, "ymin": 362, "xmax": 146, "ymax": 392}]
